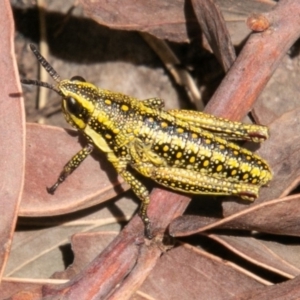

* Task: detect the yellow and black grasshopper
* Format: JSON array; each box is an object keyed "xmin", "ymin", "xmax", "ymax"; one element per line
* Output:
[{"xmin": 21, "ymin": 44, "xmax": 272, "ymax": 238}]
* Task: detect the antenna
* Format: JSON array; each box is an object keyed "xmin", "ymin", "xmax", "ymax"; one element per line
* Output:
[
  {"xmin": 20, "ymin": 79, "xmax": 63, "ymax": 96},
  {"xmin": 21, "ymin": 44, "xmax": 63, "ymax": 96},
  {"xmin": 29, "ymin": 44, "xmax": 61, "ymax": 82}
]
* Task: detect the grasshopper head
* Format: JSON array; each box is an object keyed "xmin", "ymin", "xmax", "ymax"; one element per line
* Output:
[
  {"xmin": 21, "ymin": 44, "xmax": 95, "ymax": 130},
  {"xmin": 59, "ymin": 77, "xmax": 96, "ymax": 130}
]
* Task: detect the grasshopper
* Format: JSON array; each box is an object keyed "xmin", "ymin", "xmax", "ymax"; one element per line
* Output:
[{"xmin": 22, "ymin": 44, "xmax": 272, "ymax": 238}]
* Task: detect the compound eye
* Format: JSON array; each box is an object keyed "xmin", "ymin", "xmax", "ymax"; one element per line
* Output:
[
  {"xmin": 70, "ymin": 75, "xmax": 86, "ymax": 82},
  {"xmin": 65, "ymin": 97, "xmax": 83, "ymax": 117}
]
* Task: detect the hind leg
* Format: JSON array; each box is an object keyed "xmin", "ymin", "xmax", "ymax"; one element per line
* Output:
[{"xmin": 133, "ymin": 163, "xmax": 260, "ymax": 201}]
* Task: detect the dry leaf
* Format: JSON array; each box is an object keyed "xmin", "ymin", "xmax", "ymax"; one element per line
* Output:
[
  {"xmin": 79, "ymin": 0, "xmax": 275, "ymax": 44},
  {"xmin": 191, "ymin": 0, "xmax": 236, "ymax": 71},
  {"xmin": 0, "ymin": 0, "xmax": 25, "ymax": 281},
  {"xmin": 208, "ymin": 234, "xmax": 300, "ymax": 278},
  {"xmin": 21, "ymin": 123, "xmax": 128, "ymax": 216},
  {"xmin": 138, "ymin": 244, "xmax": 265, "ymax": 299}
]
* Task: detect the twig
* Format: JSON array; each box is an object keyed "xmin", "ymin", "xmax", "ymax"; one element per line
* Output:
[
  {"xmin": 140, "ymin": 32, "xmax": 204, "ymax": 110},
  {"xmin": 205, "ymin": 0, "xmax": 300, "ymax": 119}
]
